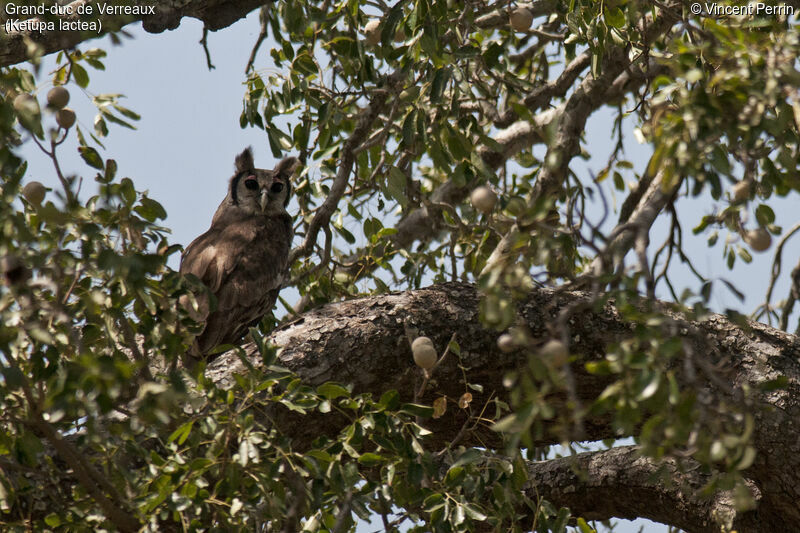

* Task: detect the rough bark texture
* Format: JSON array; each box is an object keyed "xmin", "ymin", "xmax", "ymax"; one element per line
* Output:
[
  {"xmin": 0, "ymin": 0, "xmax": 267, "ymax": 68},
  {"xmin": 525, "ymin": 446, "xmax": 759, "ymax": 533},
  {"xmin": 205, "ymin": 282, "xmax": 800, "ymax": 531}
]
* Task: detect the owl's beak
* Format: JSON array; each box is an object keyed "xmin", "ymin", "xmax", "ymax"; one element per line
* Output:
[{"xmin": 259, "ymin": 188, "xmax": 269, "ymax": 212}]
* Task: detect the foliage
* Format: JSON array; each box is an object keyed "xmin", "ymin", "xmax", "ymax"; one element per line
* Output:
[{"xmin": 0, "ymin": 0, "xmax": 799, "ymax": 531}]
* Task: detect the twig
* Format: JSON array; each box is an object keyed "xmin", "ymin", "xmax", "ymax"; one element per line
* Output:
[
  {"xmin": 245, "ymin": 6, "xmax": 270, "ymax": 73},
  {"xmin": 765, "ymin": 222, "xmax": 800, "ymax": 306},
  {"xmin": 199, "ymin": 25, "xmax": 215, "ymax": 70}
]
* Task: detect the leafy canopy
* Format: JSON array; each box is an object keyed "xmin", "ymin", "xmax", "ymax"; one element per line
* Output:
[{"xmin": 0, "ymin": 0, "xmax": 798, "ymax": 531}]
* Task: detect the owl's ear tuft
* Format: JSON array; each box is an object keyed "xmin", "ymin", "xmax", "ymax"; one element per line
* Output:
[
  {"xmin": 274, "ymin": 156, "xmax": 300, "ymax": 180},
  {"xmin": 235, "ymin": 147, "xmax": 255, "ymax": 174}
]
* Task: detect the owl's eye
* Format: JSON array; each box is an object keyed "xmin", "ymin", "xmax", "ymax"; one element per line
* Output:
[
  {"xmin": 270, "ymin": 182, "xmax": 284, "ymax": 194},
  {"xmin": 244, "ymin": 177, "xmax": 259, "ymax": 190}
]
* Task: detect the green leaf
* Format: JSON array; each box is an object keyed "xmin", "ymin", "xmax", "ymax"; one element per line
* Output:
[
  {"xmin": 430, "ymin": 67, "xmax": 450, "ymax": 103},
  {"xmin": 386, "ymin": 166, "xmax": 407, "ymax": 207},
  {"xmin": 292, "ymin": 52, "xmax": 318, "ymax": 77},
  {"xmin": 134, "ymin": 197, "xmax": 167, "ymax": 221},
  {"xmin": 451, "ymin": 448, "xmax": 482, "ymax": 468},
  {"xmin": 755, "ymin": 204, "xmax": 775, "ymax": 226},
  {"xmin": 576, "ymin": 517, "xmax": 596, "ymax": 533},
  {"xmin": 379, "ymin": 389, "xmax": 400, "ymax": 409},
  {"xmin": 168, "ymin": 421, "xmax": 194, "ymax": 445},
  {"xmin": 72, "ymin": 63, "xmax": 89, "ymax": 87},
  {"xmin": 604, "ymin": 7, "xmax": 626, "ymax": 28},
  {"xmin": 79, "ymin": 146, "xmax": 104, "ymax": 170},
  {"xmin": 399, "ymin": 403, "xmax": 434, "ymax": 418},
  {"xmin": 736, "ymin": 446, "xmax": 757, "ymax": 470},
  {"xmin": 357, "ymin": 452, "xmax": 385, "ymax": 466},
  {"xmin": 317, "ymin": 382, "xmax": 350, "ymax": 400},
  {"xmin": 112, "ymin": 104, "xmax": 141, "ymax": 121}
]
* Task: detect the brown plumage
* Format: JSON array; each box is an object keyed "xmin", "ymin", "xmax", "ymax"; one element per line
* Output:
[{"xmin": 180, "ymin": 147, "xmax": 299, "ymax": 358}]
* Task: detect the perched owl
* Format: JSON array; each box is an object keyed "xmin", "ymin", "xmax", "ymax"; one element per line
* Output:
[{"xmin": 180, "ymin": 147, "xmax": 299, "ymax": 358}]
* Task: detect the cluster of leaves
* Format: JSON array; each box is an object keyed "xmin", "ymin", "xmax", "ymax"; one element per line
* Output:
[
  {"xmin": 651, "ymin": 16, "xmax": 800, "ymax": 264},
  {"xmin": 0, "ymin": 38, "xmax": 580, "ymax": 532},
  {"xmin": 3, "ymin": 0, "xmax": 799, "ymax": 530},
  {"xmin": 243, "ymin": 0, "xmax": 597, "ymax": 303}
]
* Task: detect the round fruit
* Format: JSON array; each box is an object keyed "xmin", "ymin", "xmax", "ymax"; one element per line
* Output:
[
  {"xmin": 411, "ymin": 336, "xmax": 434, "ymax": 352},
  {"xmin": 56, "ymin": 107, "xmax": 76, "ymax": 129},
  {"xmin": 412, "ymin": 336, "xmax": 437, "ymax": 369},
  {"xmin": 743, "ymin": 228, "xmax": 771, "ymax": 252},
  {"xmin": 539, "ymin": 339, "xmax": 568, "ymax": 366},
  {"xmin": 470, "ymin": 186, "xmax": 498, "ymax": 214},
  {"xmin": 509, "ymin": 7, "xmax": 533, "ymax": 32},
  {"xmin": 22, "ymin": 181, "xmax": 46, "ymax": 206},
  {"xmin": 730, "ymin": 180, "xmax": 750, "ymax": 203},
  {"xmin": 363, "ymin": 20, "xmax": 381, "ymax": 46},
  {"xmin": 497, "ymin": 333, "xmax": 516, "ymax": 353},
  {"xmin": 46, "ymin": 86, "xmax": 70, "ymax": 109},
  {"xmin": 13, "ymin": 93, "xmax": 39, "ymax": 115}
]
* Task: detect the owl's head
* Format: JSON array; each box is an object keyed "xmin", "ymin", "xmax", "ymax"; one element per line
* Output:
[{"xmin": 227, "ymin": 147, "xmax": 299, "ymax": 217}]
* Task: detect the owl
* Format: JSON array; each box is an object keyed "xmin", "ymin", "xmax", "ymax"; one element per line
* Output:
[{"xmin": 180, "ymin": 147, "xmax": 299, "ymax": 358}]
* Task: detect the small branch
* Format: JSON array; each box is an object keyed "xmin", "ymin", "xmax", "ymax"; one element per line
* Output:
[
  {"xmin": 245, "ymin": 5, "xmax": 270, "ymax": 73},
  {"xmin": 199, "ymin": 25, "xmax": 216, "ymax": 70},
  {"xmin": 765, "ymin": 222, "xmax": 800, "ymax": 308},
  {"xmin": 289, "ymin": 70, "xmax": 405, "ymax": 265},
  {"xmin": 523, "ymin": 445, "xmax": 760, "ymax": 532}
]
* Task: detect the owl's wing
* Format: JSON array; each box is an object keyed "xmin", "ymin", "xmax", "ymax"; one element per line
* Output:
[
  {"xmin": 180, "ymin": 227, "xmax": 237, "ymax": 294},
  {"xmin": 180, "ymin": 220, "xmax": 288, "ymax": 312}
]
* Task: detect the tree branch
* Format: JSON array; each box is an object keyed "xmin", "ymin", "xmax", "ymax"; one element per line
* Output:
[
  {"xmin": 202, "ymin": 281, "xmax": 800, "ymax": 527},
  {"xmin": 0, "ymin": 0, "xmax": 266, "ymax": 68},
  {"xmin": 288, "ymin": 70, "xmax": 405, "ymax": 265},
  {"xmin": 524, "ymin": 445, "xmax": 763, "ymax": 532}
]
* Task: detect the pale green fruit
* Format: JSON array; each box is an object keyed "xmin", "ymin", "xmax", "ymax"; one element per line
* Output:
[
  {"xmin": 363, "ymin": 20, "xmax": 381, "ymax": 45},
  {"xmin": 470, "ymin": 186, "xmax": 497, "ymax": 214},
  {"xmin": 510, "ymin": 7, "xmax": 533, "ymax": 32},
  {"xmin": 46, "ymin": 86, "xmax": 70, "ymax": 110},
  {"xmin": 412, "ymin": 336, "xmax": 437, "ymax": 369},
  {"xmin": 539, "ymin": 339, "xmax": 568, "ymax": 366},
  {"xmin": 13, "ymin": 93, "xmax": 39, "ymax": 115},
  {"xmin": 743, "ymin": 228, "xmax": 771, "ymax": 252},
  {"xmin": 497, "ymin": 333, "xmax": 516, "ymax": 353},
  {"xmin": 56, "ymin": 107, "xmax": 76, "ymax": 129},
  {"xmin": 22, "ymin": 181, "xmax": 46, "ymax": 206}
]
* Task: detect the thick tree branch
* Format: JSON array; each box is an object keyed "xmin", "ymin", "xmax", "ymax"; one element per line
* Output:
[
  {"xmin": 340, "ymin": 36, "xmax": 668, "ymax": 281},
  {"xmin": 481, "ymin": 8, "xmax": 679, "ymax": 275},
  {"xmin": 525, "ymin": 445, "xmax": 763, "ymax": 532},
  {"xmin": 0, "ymin": 0, "xmax": 266, "ymax": 68},
  {"xmin": 201, "ymin": 281, "xmax": 800, "ymax": 529},
  {"xmin": 473, "ymin": 1, "xmax": 559, "ymax": 30},
  {"xmin": 8, "ymin": 282, "xmax": 800, "ymax": 529},
  {"xmin": 494, "ymin": 51, "xmax": 591, "ymax": 129}
]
